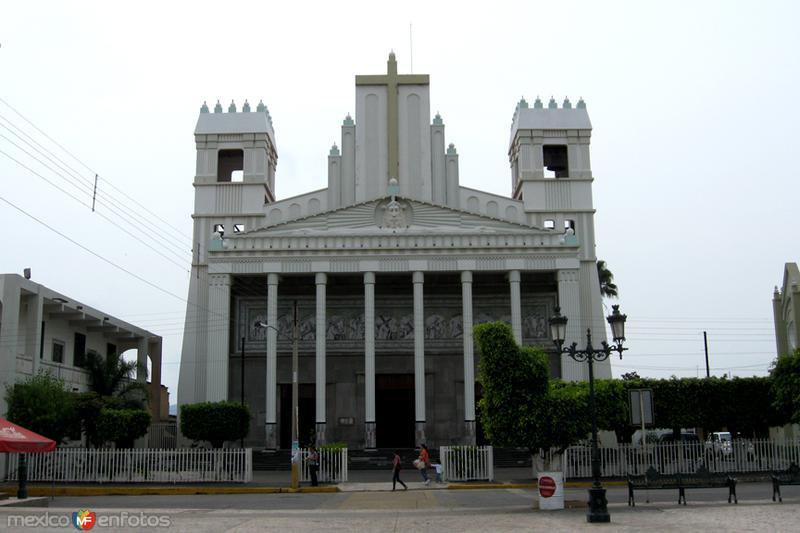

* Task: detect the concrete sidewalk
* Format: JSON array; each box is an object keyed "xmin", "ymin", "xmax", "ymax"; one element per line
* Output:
[{"xmin": 0, "ymin": 468, "xmax": 619, "ymax": 497}]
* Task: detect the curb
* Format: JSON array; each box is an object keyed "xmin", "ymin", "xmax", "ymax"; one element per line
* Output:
[{"xmin": 0, "ymin": 485, "xmax": 338, "ymax": 497}]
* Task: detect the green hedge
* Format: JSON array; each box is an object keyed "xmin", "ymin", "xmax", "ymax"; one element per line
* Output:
[{"xmin": 180, "ymin": 401, "xmax": 250, "ymax": 448}]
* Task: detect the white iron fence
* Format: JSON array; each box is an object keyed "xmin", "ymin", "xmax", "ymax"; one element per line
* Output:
[
  {"xmin": 561, "ymin": 439, "xmax": 800, "ymax": 479},
  {"xmin": 440, "ymin": 445, "xmax": 494, "ymax": 481},
  {"xmin": 6, "ymin": 448, "xmax": 252, "ymax": 483},
  {"xmin": 297, "ymin": 447, "xmax": 348, "ymax": 483}
]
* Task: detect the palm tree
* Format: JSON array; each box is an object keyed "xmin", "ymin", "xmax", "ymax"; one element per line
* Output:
[
  {"xmin": 83, "ymin": 351, "xmax": 149, "ymax": 408},
  {"xmin": 597, "ymin": 260, "xmax": 618, "ymax": 299}
]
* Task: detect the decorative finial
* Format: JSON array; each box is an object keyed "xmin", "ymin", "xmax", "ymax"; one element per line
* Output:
[
  {"xmin": 548, "ymin": 96, "xmax": 557, "ymax": 109},
  {"xmin": 329, "ymin": 143, "xmax": 340, "ymax": 156},
  {"xmin": 577, "ymin": 97, "xmax": 586, "ymax": 109},
  {"xmin": 533, "ymin": 96, "xmax": 543, "ymax": 109},
  {"xmin": 518, "ymin": 97, "xmax": 528, "ymax": 109},
  {"xmin": 214, "ymin": 100, "xmax": 223, "ymax": 113},
  {"xmin": 256, "ymin": 100, "xmax": 266, "ymax": 112},
  {"xmin": 389, "ymin": 50, "xmax": 395, "ymax": 59},
  {"xmin": 200, "ymin": 101, "xmax": 209, "ymax": 113},
  {"xmin": 228, "ymin": 100, "xmax": 237, "ymax": 113},
  {"xmin": 562, "ymin": 97, "xmax": 572, "ymax": 109},
  {"xmin": 343, "ymin": 113, "xmax": 354, "ymax": 126},
  {"xmin": 433, "ymin": 112, "xmax": 443, "ymax": 126},
  {"xmin": 242, "ymin": 99, "xmax": 251, "ymax": 112},
  {"xmin": 447, "ymin": 143, "xmax": 458, "ymax": 155}
]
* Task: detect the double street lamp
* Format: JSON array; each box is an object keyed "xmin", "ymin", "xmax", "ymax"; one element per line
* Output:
[{"xmin": 549, "ymin": 304, "xmax": 627, "ymax": 523}]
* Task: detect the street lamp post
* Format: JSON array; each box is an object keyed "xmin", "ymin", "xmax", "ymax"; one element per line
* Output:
[
  {"xmin": 260, "ymin": 303, "xmax": 299, "ymax": 489},
  {"xmin": 549, "ymin": 304, "xmax": 627, "ymax": 523}
]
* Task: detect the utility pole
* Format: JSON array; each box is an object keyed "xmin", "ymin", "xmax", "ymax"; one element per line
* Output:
[
  {"xmin": 291, "ymin": 301, "xmax": 299, "ymax": 490},
  {"xmin": 703, "ymin": 331, "xmax": 710, "ymax": 378},
  {"xmin": 240, "ymin": 336, "xmax": 245, "ymax": 448}
]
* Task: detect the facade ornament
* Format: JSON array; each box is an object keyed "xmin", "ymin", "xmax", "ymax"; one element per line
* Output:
[
  {"xmin": 548, "ymin": 96, "xmax": 558, "ymax": 109},
  {"xmin": 534, "ymin": 96, "xmax": 543, "ymax": 109},
  {"xmin": 214, "ymin": 100, "xmax": 223, "ymax": 113},
  {"xmin": 577, "ymin": 97, "xmax": 586, "ymax": 109},
  {"xmin": 200, "ymin": 101, "xmax": 209, "ymax": 113},
  {"xmin": 343, "ymin": 113, "xmax": 354, "ymax": 126},
  {"xmin": 563, "ymin": 97, "xmax": 572, "ymax": 109},
  {"xmin": 433, "ymin": 112, "xmax": 443, "ymax": 125},
  {"xmin": 257, "ymin": 100, "xmax": 267, "ymax": 113},
  {"xmin": 228, "ymin": 100, "xmax": 237, "ymax": 113},
  {"xmin": 242, "ymin": 100, "xmax": 251, "ymax": 112}
]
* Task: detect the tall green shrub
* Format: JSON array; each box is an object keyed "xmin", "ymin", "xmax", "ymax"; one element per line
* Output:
[{"xmin": 180, "ymin": 401, "xmax": 250, "ymax": 448}]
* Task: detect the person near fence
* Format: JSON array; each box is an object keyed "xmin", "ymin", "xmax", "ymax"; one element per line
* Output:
[
  {"xmin": 307, "ymin": 446, "xmax": 320, "ymax": 487},
  {"xmin": 392, "ymin": 450, "xmax": 407, "ymax": 491},
  {"xmin": 432, "ymin": 462, "xmax": 443, "ymax": 483},
  {"xmin": 416, "ymin": 444, "xmax": 431, "ymax": 484}
]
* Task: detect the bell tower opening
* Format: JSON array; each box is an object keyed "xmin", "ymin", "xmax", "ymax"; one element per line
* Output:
[
  {"xmin": 217, "ymin": 149, "xmax": 244, "ymax": 182},
  {"xmin": 543, "ymin": 145, "xmax": 569, "ymax": 178}
]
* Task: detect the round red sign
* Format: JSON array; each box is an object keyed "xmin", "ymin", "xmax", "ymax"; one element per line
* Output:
[{"xmin": 539, "ymin": 476, "xmax": 556, "ymax": 498}]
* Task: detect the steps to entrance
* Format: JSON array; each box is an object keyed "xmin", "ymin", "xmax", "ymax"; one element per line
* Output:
[{"xmin": 253, "ymin": 448, "xmax": 531, "ymax": 471}]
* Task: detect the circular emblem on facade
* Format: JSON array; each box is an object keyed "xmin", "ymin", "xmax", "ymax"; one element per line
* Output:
[{"xmin": 539, "ymin": 476, "xmax": 556, "ymax": 498}]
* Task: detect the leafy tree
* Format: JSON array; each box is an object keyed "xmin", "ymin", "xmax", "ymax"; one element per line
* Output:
[
  {"xmin": 772, "ymin": 349, "xmax": 800, "ymax": 424},
  {"xmin": 597, "ymin": 260, "xmax": 618, "ymax": 298},
  {"xmin": 96, "ymin": 408, "xmax": 151, "ymax": 448},
  {"xmin": 4, "ymin": 372, "xmax": 76, "ymax": 444},
  {"xmin": 475, "ymin": 322, "xmax": 588, "ymax": 456},
  {"xmin": 180, "ymin": 401, "xmax": 250, "ymax": 448}
]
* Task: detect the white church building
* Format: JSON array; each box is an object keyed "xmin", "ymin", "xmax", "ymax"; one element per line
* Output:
[{"xmin": 178, "ymin": 54, "xmax": 611, "ymax": 449}]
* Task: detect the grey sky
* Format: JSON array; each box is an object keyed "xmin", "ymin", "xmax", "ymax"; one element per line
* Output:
[{"xmin": 1, "ymin": 1, "xmax": 798, "ymax": 400}]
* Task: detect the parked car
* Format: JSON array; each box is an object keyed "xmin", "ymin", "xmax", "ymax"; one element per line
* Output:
[{"xmin": 705, "ymin": 431, "xmax": 733, "ymax": 459}]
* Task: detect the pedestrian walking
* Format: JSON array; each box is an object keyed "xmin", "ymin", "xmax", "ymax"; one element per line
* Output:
[
  {"xmin": 432, "ymin": 462, "xmax": 443, "ymax": 483},
  {"xmin": 308, "ymin": 445, "xmax": 320, "ymax": 487},
  {"xmin": 392, "ymin": 450, "xmax": 407, "ymax": 491},
  {"xmin": 417, "ymin": 444, "xmax": 431, "ymax": 484}
]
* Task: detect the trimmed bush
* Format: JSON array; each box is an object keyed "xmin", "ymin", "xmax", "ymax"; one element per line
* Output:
[{"xmin": 180, "ymin": 401, "xmax": 250, "ymax": 448}]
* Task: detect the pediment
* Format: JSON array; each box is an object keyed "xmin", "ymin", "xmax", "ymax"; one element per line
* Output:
[{"xmin": 243, "ymin": 197, "xmax": 543, "ymax": 237}]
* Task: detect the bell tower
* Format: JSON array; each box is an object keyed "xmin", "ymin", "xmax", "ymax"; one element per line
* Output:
[{"xmin": 178, "ymin": 99, "xmax": 276, "ymax": 409}]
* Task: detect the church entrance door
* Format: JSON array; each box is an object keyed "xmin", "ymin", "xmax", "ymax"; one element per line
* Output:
[
  {"xmin": 279, "ymin": 384, "xmax": 316, "ymax": 449},
  {"xmin": 376, "ymin": 373, "xmax": 415, "ymax": 448}
]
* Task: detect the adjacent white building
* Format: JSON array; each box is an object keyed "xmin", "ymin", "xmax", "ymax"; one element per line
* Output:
[
  {"xmin": 178, "ymin": 54, "xmax": 612, "ymax": 449},
  {"xmin": 773, "ymin": 262, "xmax": 800, "ymax": 356},
  {"xmin": 0, "ymin": 272, "xmax": 164, "ymax": 421}
]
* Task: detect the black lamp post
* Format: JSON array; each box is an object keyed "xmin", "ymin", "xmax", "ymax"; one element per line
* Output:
[{"xmin": 549, "ymin": 304, "xmax": 627, "ymax": 523}]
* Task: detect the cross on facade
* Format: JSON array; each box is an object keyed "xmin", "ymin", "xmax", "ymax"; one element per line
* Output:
[{"xmin": 355, "ymin": 52, "xmax": 429, "ymax": 182}]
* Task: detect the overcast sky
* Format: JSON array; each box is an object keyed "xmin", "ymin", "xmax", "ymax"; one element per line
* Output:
[{"xmin": 2, "ymin": 1, "xmax": 798, "ymax": 403}]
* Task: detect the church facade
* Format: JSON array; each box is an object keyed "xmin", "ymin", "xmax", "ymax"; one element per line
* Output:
[{"xmin": 178, "ymin": 54, "xmax": 611, "ymax": 449}]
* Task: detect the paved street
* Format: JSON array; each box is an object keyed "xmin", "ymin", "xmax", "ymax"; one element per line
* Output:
[{"xmin": 1, "ymin": 483, "xmax": 798, "ymax": 532}]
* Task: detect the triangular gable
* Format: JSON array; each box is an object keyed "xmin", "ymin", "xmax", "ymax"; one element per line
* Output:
[{"xmin": 241, "ymin": 197, "xmax": 545, "ymax": 237}]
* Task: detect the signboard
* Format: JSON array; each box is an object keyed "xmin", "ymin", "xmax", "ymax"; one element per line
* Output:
[{"xmin": 628, "ymin": 388, "xmax": 654, "ymax": 427}]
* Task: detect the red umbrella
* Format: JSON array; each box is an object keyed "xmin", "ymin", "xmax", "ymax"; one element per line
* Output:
[{"xmin": 0, "ymin": 418, "xmax": 56, "ymax": 453}]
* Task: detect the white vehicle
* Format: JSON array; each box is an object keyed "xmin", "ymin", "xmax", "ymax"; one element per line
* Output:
[{"xmin": 705, "ymin": 431, "xmax": 733, "ymax": 458}]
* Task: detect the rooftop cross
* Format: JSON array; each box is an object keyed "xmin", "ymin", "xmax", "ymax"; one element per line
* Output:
[{"xmin": 355, "ymin": 52, "xmax": 429, "ymax": 183}]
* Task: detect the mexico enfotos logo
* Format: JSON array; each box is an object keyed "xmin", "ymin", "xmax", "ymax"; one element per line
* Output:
[{"xmin": 7, "ymin": 510, "xmax": 171, "ymax": 529}]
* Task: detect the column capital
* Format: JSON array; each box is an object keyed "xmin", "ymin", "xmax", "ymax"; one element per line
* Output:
[
  {"xmin": 413, "ymin": 271, "xmax": 424, "ymax": 284},
  {"xmin": 557, "ymin": 269, "xmax": 579, "ymax": 283},
  {"xmin": 508, "ymin": 270, "xmax": 521, "ymax": 283},
  {"xmin": 267, "ymin": 273, "xmax": 279, "ymax": 286},
  {"xmin": 315, "ymin": 272, "xmax": 327, "ymax": 285},
  {"xmin": 461, "ymin": 270, "xmax": 473, "ymax": 284},
  {"xmin": 364, "ymin": 271, "xmax": 376, "ymax": 285}
]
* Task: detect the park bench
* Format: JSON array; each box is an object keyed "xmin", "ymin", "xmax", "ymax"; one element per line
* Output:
[
  {"xmin": 627, "ymin": 466, "xmax": 737, "ymax": 506},
  {"xmin": 771, "ymin": 463, "xmax": 800, "ymax": 503}
]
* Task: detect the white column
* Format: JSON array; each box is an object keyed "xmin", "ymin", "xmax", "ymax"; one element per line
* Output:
[
  {"xmin": 206, "ymin": 274, "xmax": 231, "ymax": 402},
  {"xmin": 557, "ymin": 269, "xmax": 585, "ymax": 381},
  {"xmin": 0, "ymin": 281, "xmax": 21, "ymax": 417},
  {"xmin": 413, "ymin": 271, "xmax": 426, "ymax": 445},
  {"xmin": 137, "ymin": 337, "xmax": 148, "ymax": 383},
  {"xmin": 509, "ymin": 270, "xmax": 522, "ymax": 344},
  {"xmin": 265, "ymin": 273, "xmax": 279, "ymax": 449},
  {"xmin": 315, "ymin": 272, "xmax": 327, "ymax": 445},
  {"xmin": 461, "ymin": 271, "xmax": 476, "ymax": 445},
  {"xmin": 25, "ymin": 292, "xmax": 43, "ymax": 375},
  {"xmin": 363, "ymin": 272, "xmax": 376, "ymax": 449}
]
